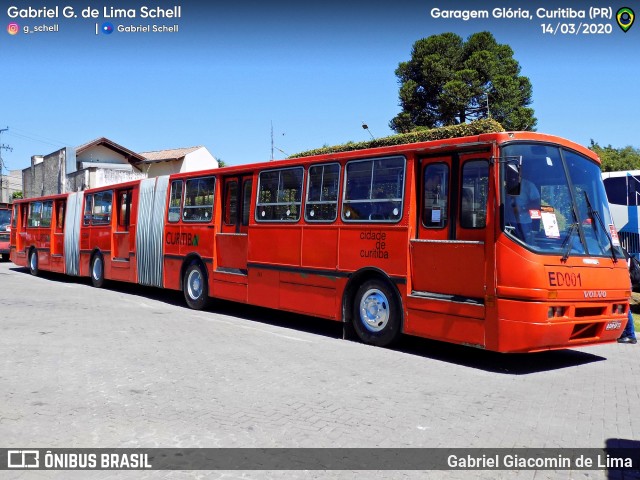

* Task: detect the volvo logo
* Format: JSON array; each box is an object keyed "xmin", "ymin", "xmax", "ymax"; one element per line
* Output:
[{"xmin": 583, "ymin": 290, "xmax": 607, "ymax": 298}]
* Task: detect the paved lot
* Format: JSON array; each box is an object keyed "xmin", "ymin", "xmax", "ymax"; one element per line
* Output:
[{"xmin": 1, "ymin": 260, "xmax": 639, "ymax": 480}]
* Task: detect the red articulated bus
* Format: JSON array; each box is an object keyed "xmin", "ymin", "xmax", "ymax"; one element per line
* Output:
[{"xmin": 10, "ymin": 132, "xmax": 632, "ymax": 352}]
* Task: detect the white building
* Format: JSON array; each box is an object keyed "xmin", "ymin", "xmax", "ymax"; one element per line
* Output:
[{"xmin": 138, "ymin": 146, "xmax": 218, "ymax": 177}]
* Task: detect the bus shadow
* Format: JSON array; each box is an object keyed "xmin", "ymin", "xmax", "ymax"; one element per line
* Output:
[
  {"xmin": 12, "ymin": 266, "xmax": 607, "ymax": 374},
  {"xmin": 394, "ymin": 335, "xmax": 606, "ymax": 375}
]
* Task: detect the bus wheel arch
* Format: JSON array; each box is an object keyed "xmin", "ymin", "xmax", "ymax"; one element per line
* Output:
[
  {"xmin": 343, "ymin": 268, "xmax": 403, "ymax": 347},
  {"xmin": 90, "ymin": 250, "xmax": 105, "ymax": 288},
  {"xmin": 28, "ymin": 247, "xmax": 39, "ymax": 276},
  {"xmin": 181, "ymin": 255, "xmax": 210, "ymax": 310}
]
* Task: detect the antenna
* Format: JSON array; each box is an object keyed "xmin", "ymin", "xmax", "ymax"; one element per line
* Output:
[
  {"xmin": 270, "ymin": 121, "xmax": 286, "ymax": 160},
  {"xmin": 0, "ymin": 127, "xmax": 13, "ymax": 203}
]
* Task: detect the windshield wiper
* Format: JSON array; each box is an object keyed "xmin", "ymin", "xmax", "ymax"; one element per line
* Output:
[
  {"xmin": 561, "ymin": 222, "xmax": 578, "ymax": 262},
  {"xmin": 583, "ymin": 191, "xmax": 617, "ymax": 263}
]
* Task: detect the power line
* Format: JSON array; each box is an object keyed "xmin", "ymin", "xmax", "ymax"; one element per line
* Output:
[
  {"xmin": 0, "ymin": 127, "xmax": 14, "ymax": 202},
  {"xmin": 7, "ymin": 127, "xmax": 73, "ymax": 148}
]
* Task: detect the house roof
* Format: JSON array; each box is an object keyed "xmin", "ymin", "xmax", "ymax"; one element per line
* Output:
[
  {"xmin": 76, "ymin": 137, "xmax": 146, "ymax": 164},
  {"xmin": 139, "ymin": 146, "xmax": 203, "ymax": 164}
]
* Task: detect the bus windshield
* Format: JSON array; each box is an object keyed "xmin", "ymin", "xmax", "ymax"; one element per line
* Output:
[
  {"xmin": 501, "ymin": 143, "xmax": 623, "ymax": 259},
  {"xmin": 0, "ymin": 209, "xmax": 10, "ymax": 228}
]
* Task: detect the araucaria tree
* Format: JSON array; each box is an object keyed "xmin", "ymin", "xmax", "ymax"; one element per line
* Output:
[{"xmin": 390, "ymin": 32, "xmax": 537, "ymax": 133}]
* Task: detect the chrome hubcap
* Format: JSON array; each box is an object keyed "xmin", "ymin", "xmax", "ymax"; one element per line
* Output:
[
  {"xmin": 30, "ymin": 253, "xmax": 36, "ymax": 271},
  {"xmin": 359, "ymin": 288, "xmax": 390, "ymax": 332},
  {"xmin": 187, "ymin": 269, "xmax": 203, "ymax": 300}
]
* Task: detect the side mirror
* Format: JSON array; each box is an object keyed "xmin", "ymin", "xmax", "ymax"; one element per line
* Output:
[{"xmin": 505, "ymin": 161, "xmax": 522, "ymax": 196}]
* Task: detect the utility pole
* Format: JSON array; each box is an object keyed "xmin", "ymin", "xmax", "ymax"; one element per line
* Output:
[{"xmin": 0, "ymin": 127, "xmax": 13, "ymax": 203}]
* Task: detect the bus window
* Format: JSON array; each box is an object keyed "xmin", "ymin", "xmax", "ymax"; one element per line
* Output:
[
  {"xmin": 28, "ymin": 202, "xmax": 43, "ymax": 227},
  {"xmin": 305, "ymin": 163, "xmax": 340, "ymax": 222},
  {"xmin": 168, "ymin": 180, "xmax": 183, "ymax": 223},
  {"xmin": 460, "ymin": 160, "xmax": 489, "ymax": 229},
  {"xmin": 12, "ymin": 204, "xmax": 18, "ymax": 228},
  {"xmin": 92, "ymin": 191, "xmax": 113, "ymax": 225},
  {"xmin": 84, "ymin": 195, "xmax": 93, "ymax": 225},
  {"xmin": 224, "ymin": 181, "xmax": 238, "ymax": 226},
  {"xmin": 241, "ymin": 180, "xmax": 252, "ymax": 226},
  {"xmin": 183, "ymin": 176, "xmax": 215, "ymax": 222},
  {"xmin": 342, "ymin": 156, "xmax": 405, "ymax": 222},
  {"xmin": 118, "ymin": 190, "xmax": 132, "ymax": 229},
  {"xmin": 423, "ymin": 163, "xmax": 449, "ymax": 228},
  {"xmin": 56, "ymin": 200, "xmax": 66, "ymax": 232},
  {"xmin": 41, "ymin": 201, "xmax": 53, "ymax": 228},
  {"xmin": 256, "ymin": 167, "xmax": 303, "ymax": 222}
]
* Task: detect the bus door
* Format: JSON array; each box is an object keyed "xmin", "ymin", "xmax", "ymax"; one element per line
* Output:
[
  {"xmin": 214, "ymin": 175, "xmax": 252, "ymax": 300},
  {"xmin": 15, "ymin": 203, "xmax": 26, "ymax": 255},
  {"xmin": 407, "ymin": 153, "xmax": 490, "ymax": 343},
  {"xmin": 51, "ymin": 198, "xmax": 67, "ymax": 262},
  {"xmin": 113, "ymin": 189, "xmax": 133, "ymax": 261}
]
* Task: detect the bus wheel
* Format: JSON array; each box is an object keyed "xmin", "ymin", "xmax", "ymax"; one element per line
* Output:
[
  {"xmin": 29, "ymin": 250, "xmax": 39, "ymax": 276},
  {"xmin": 352, "ymin": 279, "xmax": 401, "ymax": 347},
  {"xmin": 184, "ymin": 263, "xmax": 209, "ymax": 310},
  {"xmin": 91, "ymin": 254, "xmax": 105, "ymax": 288}
]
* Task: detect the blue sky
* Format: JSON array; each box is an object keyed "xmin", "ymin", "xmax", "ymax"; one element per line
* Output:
[{"xmin": 1, "ymin": 0, "xmax": 638, "ymax": 187}]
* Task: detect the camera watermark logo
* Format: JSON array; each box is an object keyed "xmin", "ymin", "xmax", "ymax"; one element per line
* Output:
[{"xmin": 7, "ymin": 450, "xmax": 39, "ymax": 468}]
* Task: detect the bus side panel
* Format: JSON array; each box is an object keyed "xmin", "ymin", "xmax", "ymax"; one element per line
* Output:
[
  {"xmin": 404, "ymin": 307, "xmax": 485, "ymax": 347},
  {"xmin": 337, "ymin": 227, "xmax": 407, "ymax": 276},
  {"xmin": 247, "ymin": 267, "xmax": 280, "ymax": 309},
  {"xmin": 300, "ymin": 227, "xmax": 338, "ymax": 270},
  {"xmin": 249, "ymin": 225, "xmax": 302, "ymax": 266},
  {"xmin": 278, "ymin": 271, "xmax": 339, "ymax": 319}
]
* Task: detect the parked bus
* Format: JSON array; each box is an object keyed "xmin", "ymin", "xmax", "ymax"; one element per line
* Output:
[
  {"xmin": 602, "ymin": 170, "xmax": 640, "ymax": 256},
  {"xmin": 0, "ymin": 202, "xmax": 10, "ymax": 261},
  {"xmin": 10, "ymin": 131, "xmax": 631, "ymax": 353}
]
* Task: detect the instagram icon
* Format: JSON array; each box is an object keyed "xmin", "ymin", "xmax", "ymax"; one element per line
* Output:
[{"xmin": 7, "ymin": 22, "xmax": 19, "ymax": 35}]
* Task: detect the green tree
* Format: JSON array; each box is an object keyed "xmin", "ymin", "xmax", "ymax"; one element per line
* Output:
[
  {"xmin": 11, "ymin": 191, "xmax": 22, "ymax": 199},
  {"xmin": 391, "ymin": 32, "xmax": 536, "ymax": 132},
  {"xmin": 590, "ymin": 140, "xmax": 640, "ymax": 172}
]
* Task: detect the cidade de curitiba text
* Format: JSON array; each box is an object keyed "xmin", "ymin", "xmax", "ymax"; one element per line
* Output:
[{"xmin": 6, "ymin": 5, "xmax": 182, "ymax": 19}]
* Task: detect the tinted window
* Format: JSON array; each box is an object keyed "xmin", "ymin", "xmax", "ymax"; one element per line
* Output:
[
  {"xmin": 342, "ymin": 156, "xmax": 405, "ymax": 222},
  {"xmin": 168, "ymin": 180, "xmax": 183, "ymax": 223},
  {"xmin": 305, "ymin": 163, "xmax": 340, "ymax": 222},
  {"xmin": 423, "ymin": 163, "xmax": 449, "ymax": 228},
  {"xmin": 256, "ymin": 167, "xmax": 304, "ymax": 222},
  {"xmin": 183, "ymin": 177, "xmax": 215, "ymax": 223},
  {"xmin": 460, "ymin": 160, "xmax": 489, "ymax": 229}
]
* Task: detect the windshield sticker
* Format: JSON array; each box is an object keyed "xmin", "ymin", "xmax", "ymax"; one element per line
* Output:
[
  {"xmin": 431, "ymin": 208, "xmax": 441, "ymax": 223},
  {"xmin": 529, "ymin": 209, "xmax": 541, "ymax": 220},
  {"xmin": 542, "ymin": 211, "xmax": 560, "ymax": 238},
  {"xmin": 609, "ymin": 224, "xmax": 621, "ymax": 246}
]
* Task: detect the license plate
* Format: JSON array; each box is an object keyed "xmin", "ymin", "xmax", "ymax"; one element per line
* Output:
[{"xmin": 605, "ymin": 321, "xmax": 622, "ymax": 331}]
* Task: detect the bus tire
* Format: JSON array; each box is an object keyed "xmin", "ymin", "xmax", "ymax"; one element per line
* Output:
[
  {"xmin": 29, "ymin": 249, "xmax": 39, "ymax": 276},
  {"xmin": 90, "ymin": 254, "xmax": 105, "ymax": 288},
  {"xmin": 352, "ymin": 279, "xmax": 402, "ymax": 347},
  {"xmin": 183, "ymin": 263, "xmax": 209, "ymax": 310}
]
